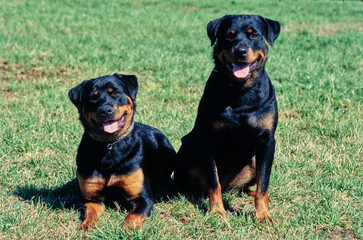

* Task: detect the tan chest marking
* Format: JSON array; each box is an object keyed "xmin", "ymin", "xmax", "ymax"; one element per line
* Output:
[
  {"xmin": 248, "ymin": 112, "xmax": 275, "ymax": 130},
  {"xmin": 108, "ymin": 168, "xmax": 144, "ymax": 199},
  {"xmin": 78, "ymin": 168, "xmax": 144, "ymax": 201},
  {"xmin": 77, "ymin": 173, "xmax": 107, "ymax": 201}
]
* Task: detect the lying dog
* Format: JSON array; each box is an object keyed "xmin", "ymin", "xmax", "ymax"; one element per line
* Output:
[
  {"xmin": 69, "ymin": 73, "xmax": 175, "ymax": 230},
  {"xmin": 175, "ymin": 15, "xmax": 280, "ymax": 222}
]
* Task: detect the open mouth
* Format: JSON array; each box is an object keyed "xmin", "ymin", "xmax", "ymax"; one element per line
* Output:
[
  {"xmin": 93, "ymin": 114, "xmax": 127, "ymax": 134},
  {"xmin": 226, "ymin": 57, "xmax": 259, "ymax": 79}
]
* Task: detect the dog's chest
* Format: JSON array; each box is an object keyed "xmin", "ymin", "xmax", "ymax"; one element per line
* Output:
[
  {"xmin": 212, "ymin": 88, "xmax": 276, "ymax": 131},
  {"xmin": 213, "ymin": 105, "xmax": 254, "ymax": 129},
  {"xmin": 77, "ymin": 140, "xmax": 140, "ymax": 176}
]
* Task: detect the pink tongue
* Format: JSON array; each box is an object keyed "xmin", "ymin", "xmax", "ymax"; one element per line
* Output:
[
  {"xmin": 103, "ymin": 121, "xmax": 119, "ymax": 134},
  {"xmin": 233, "ymin": 64, "xmax": 250, "ymax": 79}
]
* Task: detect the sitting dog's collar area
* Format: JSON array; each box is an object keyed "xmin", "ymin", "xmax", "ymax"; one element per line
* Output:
[
  {"xmin": 212, "ymin": 68, "xmax": 260, "ymax": 89},
  {"xmin": 87, "ymin": 122, "xmax": 135, "ymax": 150}
]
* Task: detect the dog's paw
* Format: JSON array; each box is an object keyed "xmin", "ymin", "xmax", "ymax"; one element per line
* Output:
[
  {"xmin": 247, "ymin": 191, "xmax": 256, "ymax": 197},
  {"xmin": 80, "ymin": 219, "xmax": 97, "ymax": 231},
  {"xmin": 210, "ymin": 204, "xmax": 227, "ymax": 217},
  {"xmin": 211, "ymin": 207, "xmax": 227, "ymax": 216},
  {"xmin": 256, "ymin": 209, "xmax": 272, "ymax": 223},
  {"xmin": 122, "ymin": 214, "xmax": 145, "ymax": 230}
]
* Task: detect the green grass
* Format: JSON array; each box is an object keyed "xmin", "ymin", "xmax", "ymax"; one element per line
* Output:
[{"xmin": 0, "ymin": 0, "xmax": 362, "ymax": 239}]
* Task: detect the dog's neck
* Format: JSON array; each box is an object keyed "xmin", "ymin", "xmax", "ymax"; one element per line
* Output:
[{"xmin": 86, "ymin": 122, "xmax": 135, "ymax": 150}]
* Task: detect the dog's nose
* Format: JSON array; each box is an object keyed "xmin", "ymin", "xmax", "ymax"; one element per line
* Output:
[
  {"xmin": 235, "ymin": 46, "xmax": 248, "ymax": 57},
  {"xmin": 98, "ymin": 106, "xmax": 114, "ymax": 117}
]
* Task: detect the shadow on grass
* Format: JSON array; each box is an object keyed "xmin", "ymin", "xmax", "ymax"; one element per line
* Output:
[
  {"xmin": 175, "ymin": 187, "xmax": 254, "ymax": 218},
  {"xmin": 14, "ymin": 178, "xmax": 83, "ymax": 211},
  {"xmin": 152, "ymin": 180, "xmax": 181, "ymax": 203},
  {"xmin": 13, "ymin": 179, "xmax": 181, "ymax": 211},
  {"xmin": 13, "ymin": 178, "xmax": 182, "ymax": 227},
  {"xmin": 223, "ymin": 189, "xmax": 257, "ymax": 218},
  {"xmin": 13, "ymin": 179, "xmax": 252, "ymax": 221},
  {"xmin": 223, "ymin": 197, "xmax": 253, "ymax": 218}
]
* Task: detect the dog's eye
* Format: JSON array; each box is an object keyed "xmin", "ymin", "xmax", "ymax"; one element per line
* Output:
[
  {"xmin": 228, "ymin": 29, "xmax": 237, "ymax": 37},
  {"xmin": 112, "ymin": 91, "xmax": 120, "ymax": 97},
  {"xmin": 250, "ymin": 33, "xmax": 258, "ymax": 39},
  {"xmin": 90, "ymin": 91, "xmax": 99, "ymax": 100}
]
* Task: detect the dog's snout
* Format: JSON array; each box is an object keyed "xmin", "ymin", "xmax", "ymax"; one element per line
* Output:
[
  {"xmin": 235, "ymin": 46, "xmax": 248, "ymax": 57},
  {"xmin": 98, "ymin": 106, "xmax": 114, "ymax": 117}
]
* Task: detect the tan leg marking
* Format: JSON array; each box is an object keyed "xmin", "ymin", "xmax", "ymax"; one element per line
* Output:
[
  {"xmin": 228, "ymin": 161, "xmax": 256, "ymax": 189},
  {"xmin": 208, "ymin": 184, "xmax": 226, "ymax": 215},
  {"xmin": 208, "ymin": 165, "xmax": 226, "ymax": 216},
  {"xmin": 122, "ymin": 213, "xmax": 145, "ymax": 230},
  {"xmin": 255, "ymin": 189, "xmax": 272, "ymax": 223},
  {"xmin": 81, "ymin": 202, "xmax": 105, "ymax": 230}
]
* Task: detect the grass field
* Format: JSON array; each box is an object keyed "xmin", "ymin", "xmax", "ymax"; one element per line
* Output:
[{"xmin": 0, "ymin": 0, "xmax": 362, "ymax": 239}]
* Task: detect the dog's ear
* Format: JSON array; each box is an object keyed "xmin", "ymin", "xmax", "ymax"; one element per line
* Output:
[
  {"xmin": 68, "ymin": 80, "xmax": 87, "ymax": 111},
  {"xmin": 258, "ymin": 16, "xmax": 280, "ymax": 46},
  {"xmin": 113, "ymin": 73, "xmax": 138, "ymax": 102},
  {"xmin": 207, "ymin": 16, "xmax": 225, "ymax": 46}
]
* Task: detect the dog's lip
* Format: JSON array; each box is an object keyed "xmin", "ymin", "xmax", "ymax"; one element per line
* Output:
[
  {"xmin": 225, "ymin": 57, "xmax": 260, "ymax": 79},
  {"xmin": 92, "ymin": 113, "xmax": 127, "ymax": 134},
  {"xmin": 228, "ymin": 59, "xmax": 258, "ymax": 71}
]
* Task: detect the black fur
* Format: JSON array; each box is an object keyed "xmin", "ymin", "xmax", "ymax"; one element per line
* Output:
[
  {"xmin": 69, "ymin": 74, "xmax": 176, "ymax": 229},
  {"xmin": 174, "ymin": 15, "xmax": 280, "ymax": 222}
]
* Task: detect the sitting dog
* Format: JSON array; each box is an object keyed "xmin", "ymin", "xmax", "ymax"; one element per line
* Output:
[
  {"xmin": 69, "ymin": 73, "xmax": 176, "ymax": 230},
  {"xmin": 174, "ymin": 15, "xmax": 280, "ymax": 222}
]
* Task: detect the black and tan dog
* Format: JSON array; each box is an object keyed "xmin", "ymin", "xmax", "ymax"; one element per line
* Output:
[
  {"xmin": 174, "ymin": 15, "xmax": 280, "ymax": 222},
  {"xmin": 69, "ymin": 73, "xmax": 175, "ymax": 230}
]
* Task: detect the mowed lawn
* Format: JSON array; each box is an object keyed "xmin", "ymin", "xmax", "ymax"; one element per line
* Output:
[{"xmin": 0, "ymin": 0, "xmax": 362, "ymax": 239}]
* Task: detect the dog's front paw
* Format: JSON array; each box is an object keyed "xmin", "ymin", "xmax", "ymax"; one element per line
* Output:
[
  {"xmin": 122, "ymin": 213, "xmax": 145, "ymax": 230},
  {"xmin": 256, "ymin": 208, "xmax": 272, "ymax": 223},
  {"xmin": 80, "ymin": 218, "xmax": 97, "ymax": 231},
  {"xmin": 210, "ymin": 205, "xmax": 227, "ymax": 216}
]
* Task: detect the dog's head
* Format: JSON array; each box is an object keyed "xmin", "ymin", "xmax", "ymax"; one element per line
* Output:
[
  {"xmin": 207, "ymin": 15, "xmax": 280, "ymax": 85},
  {"xmin": 69, "ymin": 73, "xmax": 138, "ymax": 141}
]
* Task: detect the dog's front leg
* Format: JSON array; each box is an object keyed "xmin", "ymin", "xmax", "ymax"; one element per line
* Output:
[
  {"xmin": 123, "ymin": 195, "xmax": 153, "ymax": 230},
  {"xmin": 255, "ymin": 132, "xmax": 275, "ymax": 223},
  {"xmin": 77, "ymin": 173, "xmax": 106, "ymax": 230},
  {"xmin": 81, "ymin": 202, "xmax": 105, "ymax": 230},
  {"xmin": 120, "ymin": 177, "xmax": 154, "ymax": 230},
  {"xmin": 206, "ymin": 159, "xmax": 226, "ymax": 215}
]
